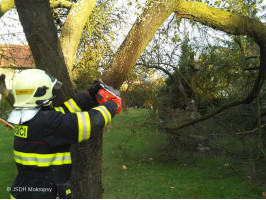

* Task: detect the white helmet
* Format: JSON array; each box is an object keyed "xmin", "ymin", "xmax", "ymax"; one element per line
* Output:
[{"xmin": 12, "ymin": 69, "xmax": 62, "ymax": 108}]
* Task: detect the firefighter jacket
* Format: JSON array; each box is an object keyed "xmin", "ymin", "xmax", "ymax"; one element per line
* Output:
[{"xmin": 10, "ymin": 91, "xmax": 117, "ymax": 199}]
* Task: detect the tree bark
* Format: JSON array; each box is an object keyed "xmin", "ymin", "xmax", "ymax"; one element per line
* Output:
[
  {"xmin": 15, "ymin": 0, "xmax": 75, "ymax": 105},
  {"xmin": 174, "ymin": 1, "xmax": 266, "ymax": 44},
  {"xmin": 15, "ymin": 0, "xmax": 103, "ymax": 199},
  {"xmin": 59, "ymin": 0, "xmax": 96, "ymax": 79}
]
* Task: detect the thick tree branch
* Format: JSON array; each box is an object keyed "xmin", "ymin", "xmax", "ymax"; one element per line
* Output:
[
  {"xmin": 101, "ymin": 0, "xmax": 179, "ymax": 88},
  {"xmin": 174, "ymin": 1, "xmax": 266, "ymax": 44},
  {"xmin": 0, "ymin": 0, "xmax": 72, "ymax": 17},
  {"xmin": 136, "ymin": 62, "xmax": 174, "ymax": 80},
  {"xmin": 59, "ymin": 0, "xmax": 96, "ymax": 78},
  {"xmin": 158, "ymin": 0, "xmax": 266, "ymax": 132}
]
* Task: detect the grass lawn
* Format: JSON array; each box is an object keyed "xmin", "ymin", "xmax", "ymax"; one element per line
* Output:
[
  {"xmin": 0, "ymin": 125, "xmax": 17, "ymax": 199},
  {"xmin": 0, "ymin": 108, "xmax": 263, "ymax": 199},
  {"xmin": 102, "ymin": 108, "xmax": 263, "ymax": 199}
]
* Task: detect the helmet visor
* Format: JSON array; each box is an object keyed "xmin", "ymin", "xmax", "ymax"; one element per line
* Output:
[
  {"xmin": 45, "ymin": 72, "xmax": 62, "ymax": 90},
  {"xmin": 53, "ymin": 80, "xmax": 62, "ymax": 90}
]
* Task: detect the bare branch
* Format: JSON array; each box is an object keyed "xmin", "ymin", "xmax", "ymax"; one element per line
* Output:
[
  {"xmin": 236, "ymin": 124, "xmax": 266, "ymax": 135},
  {"xmin": 94, "ymin": 26, "xmax": 114, "ymax": 55},
  {"xmin": 243, "ymin": 66, "xmax": 260, "ymax": 71},
  {"xmin": 52, "ymin": 10, "xmax": 64, "ymax": 27},
  {"xmin": 245, "ymin": 56, "xmax": 260, "ymax": 61},
  {"xmin": 136, "ymin": 62, "xmax": 174, "ymax": 80},
  {"xmin": 166, "ymin": 98, "xmax": 246, "ymax": 133},
  {"xmin": 60, "ymin": 0, "xmax": 96, "ymax": 76}
]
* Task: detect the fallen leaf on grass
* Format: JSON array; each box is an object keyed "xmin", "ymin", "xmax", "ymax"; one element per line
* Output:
[
  {"xmin": 262, "ymin": 192, "xmax": 266, "ymax": 198},
  {"xmin": 122, "ymin": 165, "xmax": 128, "ymax": 169}
]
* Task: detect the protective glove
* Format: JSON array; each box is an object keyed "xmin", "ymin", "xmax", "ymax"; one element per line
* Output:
[
  {"xmin": 111, "ymin": 96, "xmax": 122, "ymax": 115},
  {"xmin": 87, "ymin": 80, "xmax": 102, "ymax": 102}
]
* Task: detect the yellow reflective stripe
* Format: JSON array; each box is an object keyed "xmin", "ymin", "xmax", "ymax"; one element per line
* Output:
[
  {"xmin": 64, "ymin": 99, "xmax": 82, "ymax": 113},
  {"xmin": 10, "ymin": 194, "xmax": 16, "ymax": 199},
  {"xmin": 13, "ymin": 150, "xmax": 72, "ymax": 167},
  {"xmin": 54, "ymin": 107, "xmax": 65, "ymax": 114},
  {"xmin": 15, "ymin": 89, "xmax": 34, "ymax": 95},
  {"xmin": 93, "ymin": 106, "xmax": 111, "ymax": 126},
  {"xmin": 76, "ymin": 112, "xmax": 91, "ymax": 143},
  {"xmin": 66, "ymin": 189, "xmax": 71, "ymax": 195}
]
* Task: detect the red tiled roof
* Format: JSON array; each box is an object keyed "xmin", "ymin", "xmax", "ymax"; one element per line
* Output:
[{"xmin": 0, "ymin": 44, "xmax": 35, "ymax": 69}]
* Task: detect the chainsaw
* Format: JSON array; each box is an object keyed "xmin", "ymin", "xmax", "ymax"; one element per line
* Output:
[
  {"xmin": 96, "ymin": 83, "xmax": 120, "ymax": 104},
  {"xmin": 96, "ymin": 82, "xmax": 122, "ymax": 114}
]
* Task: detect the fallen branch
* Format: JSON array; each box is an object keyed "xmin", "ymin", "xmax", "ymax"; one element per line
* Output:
[
  {"xmin": 0, "ymin": 118, "xmax": 14, "ymax": 130},
  {"xmin": 165, "ymin": 98, "xmax": 246, "ymax": 133},
  {"xmin": 236, "ymin": 124, "xmax": 266, "ymax": 135}
]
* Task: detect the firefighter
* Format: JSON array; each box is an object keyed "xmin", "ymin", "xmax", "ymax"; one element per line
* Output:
[{"xmin": 7, "ymin": 69, "xmax": 122, "ymax": 199}]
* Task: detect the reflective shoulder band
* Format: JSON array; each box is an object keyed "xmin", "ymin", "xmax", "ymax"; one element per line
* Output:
[
  {"xmin": 54, "ymin": 107, "xmax": 65, "ymax": 114},
  {"xmin": 64, "ymin": 99, "xmax": 82, "ymax": 113},
  {"xmin": 13, "ymin": 150, "xmax": 72, "ymax": 167},
  {"xmin": 93, "ymin": 106, "xmax": 111, "ymax": 126},
  {"xmin": 76, "ymin": 112, "xmax": 91, "ymax": 143}
]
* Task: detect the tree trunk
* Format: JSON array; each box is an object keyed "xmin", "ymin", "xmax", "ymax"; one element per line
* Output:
[
  {"xmin": 15, "ymin": 0, "xmax": 103, "ymax": 198},
  {"xmin": 15, "ymin": 0, "xmax": 75, "ymax": 104},
  {"xmin": 70, "ymin": 132, "xmax": 104, "ymax": 198}
]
